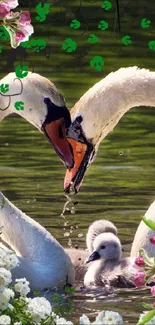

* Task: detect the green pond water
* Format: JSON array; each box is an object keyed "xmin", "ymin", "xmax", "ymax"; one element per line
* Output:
[{"xmin": 1, "ymin": 0, "xmax": 155, "ymax": 323}]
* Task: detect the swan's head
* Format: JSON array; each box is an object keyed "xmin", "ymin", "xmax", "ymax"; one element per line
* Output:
[
  {"xmin": 64, "ymin": 115, "xmax": 95, "ymax": 193},
  {"xmin": 41, "ymin": 97, "xmax": 74, "ymax": 168},
  {"xmin": 86, "ymin": 233, "xmax": 122, "ymax": 263},
  {"xmin": 0, "ymin": 71, "xmax": 74, "ymax": 169}
]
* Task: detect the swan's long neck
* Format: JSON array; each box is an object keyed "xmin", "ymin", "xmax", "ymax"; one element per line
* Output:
[
  {"xmin": 71, "ymin": 67, "xmax": 155, "ymax": 146},
  {"xmin": 0, "ymin": 192, "xmax": 63, "ymax": 262},
  {"xmin": 0, "ymin": 71, "xmax": 65, "ymax": 130}
]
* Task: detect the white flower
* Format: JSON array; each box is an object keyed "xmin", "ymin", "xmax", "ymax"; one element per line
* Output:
[
  {"xmin": 27, "ymin": 297, "xmax": 52, "ymax": 323},
  {"xmin": 14, "ymin": 322, "xmax": 22, "ymax": 325},
  {"xmin": 0, "ymin": 315, "xmax": 11, "ymax": 324},
  {"xmin": 96, "ymin": 311, "xmax": 123, "ymax": 325},
  {"xmin": 0, "ymin": 248, "xmax": 19, "ymax": 270},
  {"xmin": 0, "ymin": 268, "xmax": 12, "ymax": 289},
  {"xmin": 14, "ymin": 278, "xmax": 30, "ymax": 297},
  {"xmin": 56, "ymin": 318, "xmax": 73, "ymax": 325},
  {"xmin": 80, "ymin": 314, "xmax": 91, "ymax": 325},
  {"xmin": 0, "ymin": 287, "xmax": 14, "ymax": 310}
]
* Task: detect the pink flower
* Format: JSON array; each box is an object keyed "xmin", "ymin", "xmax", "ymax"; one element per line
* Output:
[
  {"xmin": 3, "ymin": 10, "xmax": 34, "ymax": 48},
  {"xmin": 4, "ymin": 0, "xmax": 19, "ymax": 9},
  {"xmin": 0, "ymin": 2, "xmax": 10, "ymax": 18},
  {"xmin": 152, "ymin": 302, "xmax": 155, "ymax": 307},
  {"xmin": 19, "ymin": 11, "xmax": 31, "ymax": 26},
  {"xmin": 150, "ymin": 236, "xmax": 155, "ymax": 245},
  {"xmin": 134, "ymin": 271, "xmax": 145, "ymax": 287},
  {"xmin": 151, "ymin": 286, "xmax": 155, "ymax": 296},
  {"xmin": 134, "ymin": 256, "xmax": 145, "ymax": 267}
]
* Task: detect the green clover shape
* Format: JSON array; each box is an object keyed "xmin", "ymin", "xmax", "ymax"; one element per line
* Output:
[
  {"xmin": 88, "ymin": 34, "xmax": 99, "ymax": 44},
  {"xmin": 14, "ymin": 101, "xmax": 24, "ymax": 111},
  {"xmin": 62, "ymin": 38, "xmax": 77, "ymax": 53},
  {"xmin": 15, "ymin": 65, "xmax": 29, "ymax": 79},
  {"xmin": 148, "ymin": 40, "xmax": 155, "ymax": 50},
  {"xmin": 0, "ymin": 84, "xmax": 9, "ymax": 94},
  {"xmin": 90, "ymin": 56, "xmax": 104, "ymax": 71},
  {"xmin": 141, "ymin": 18, "xmax": 151, "ymax": 29},
  {"xmin": 36, "ymin": 2, "xmax": 50, "ymax": 23},
  {"xmin": 101, "ymin": 0, "xmax": 112, "ymax": 11},
  {"xmin": 70, "ymin": 19, "xmax": 81, "ymax": 29},
  {"xmin": 121, "ymin": 35, "xmax": 132, "ymax": 45},
  {"xmin": 98, "ymin": 20, "xmax": 108, "ymax": 31}
]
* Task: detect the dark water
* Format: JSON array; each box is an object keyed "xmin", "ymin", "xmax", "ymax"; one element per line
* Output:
[{"xmin": 1, "ymin": 0, "xmax": 155, "ymax": 323}]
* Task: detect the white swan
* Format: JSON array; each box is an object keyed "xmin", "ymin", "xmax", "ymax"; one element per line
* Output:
[
  {"xmin": 0, "ymin": 71, "xmax": 74, "ymax": 169},
  {"xmin": 63, "ymin": 66, "xmax": 155, "ymax": 192},
  {"xmin": 0, "ymin": 192, "xmax": 74, "ymax": 290},
  {"xmin": 131, "ymin": 200, "xmax": 155, "ymax": 258},
  {"xmin": 84, "ymin": 232, "xmax": 135, "ymax": 288}
]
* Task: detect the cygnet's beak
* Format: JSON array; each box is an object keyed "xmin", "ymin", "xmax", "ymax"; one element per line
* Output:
[{"xmin": 86, "ymin": 251, "xmax": 100, "ymax": 264}]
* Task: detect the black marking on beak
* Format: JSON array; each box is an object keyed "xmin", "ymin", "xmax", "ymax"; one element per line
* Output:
[{"xmin": 86, "ymin": 251, "xmax": 100, "ymax": 264}]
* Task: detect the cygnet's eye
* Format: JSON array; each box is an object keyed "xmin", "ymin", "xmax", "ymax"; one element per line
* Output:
[{"xmin": 101, "ymin": 245, "xmax": 106, "ymax": 250}]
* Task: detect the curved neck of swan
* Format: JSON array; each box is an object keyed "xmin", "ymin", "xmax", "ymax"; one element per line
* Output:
[
  {"xmin": 0, "ymin": 73, "xmax": 48, "ymax": 131},
  {"xmin": 71, "ymin": 67, "xmax": 155, "ymax": 146},
  {"xmin": 0, "ymin": 192, "xmax": 63, "ymax": 261}
]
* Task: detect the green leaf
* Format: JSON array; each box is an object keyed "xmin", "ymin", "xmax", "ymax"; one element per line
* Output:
[
  {"xmin": 148, "ymin": 40, "xmax": 155, "ymax": 50},
  {"xmin": 70, "ymin": 19, "xmax": 81, "ymax": 29},
  {"xmin": 33, "ymin": 290, "xmax": 41, "ymax": 295},
  {"xmin": 90, "ymin": 56, "xmax": 104, "ymax": 71},
  {"xmin": 121, "ymin": 35, "xmax": 132, "ymax": 45},
  {"xmin": 32, "ymin": 39, "xmax": 46, "ymax": 52},
  {"xmin": 101, "ymin": 0, "xmax": 112, "ymax": 11},
  {"xmin": 142, "ymin": 302, "xmax": 154, "ymax": 310},
  {"xmin": 15, "ymin": 65, "xmax": 29, "ymax": 79},
  {"xmin": 14, "ymin": 101, "xmax": 24, "ymax": 111},
  {"xmin": 137, "ymin": 310, "xmax": 155, "ymax": 325},
  {"xmin": 0, "ymin": 84, "xmax": 9, "ymax": 94},
  {"xmin": 98, "ymin": 20, "xmax": 109, "ymax": 30},
  {"xmin": 36, "ymin": 2, "xmax": 50, "ymax": 22},
  {"xmin": 61, "ymin": 38, "xmax": 77, "ymax": 53},
  {"xmin": 141, "ymin": 18, "xmax": 151, "ymax": 28},
  {"xmin": 142, "ymin": 215, "xmax": 155, "ymax": 231},
  {"xmin": 0, "ymin": 45, "xmax": 2, "ymax": 53},
  {"xmin": 0, "ymin": 26, "xmax": 10, "ymax": 41},
  {"xmin": 88, "ymin": 34, "xmax": 99, "ymax": 44},
  {"xmin": 20, "ymin": 40, "xmax": 32, "ymax": 49}
]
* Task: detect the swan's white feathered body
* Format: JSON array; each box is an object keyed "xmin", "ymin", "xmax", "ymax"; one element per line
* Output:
[
  {"xmin": 131, "ymin": 200, "xmax": 155, "ymax": 258},
  {"xmin": 0, "ymin": 193, "xmax": 74, "ymax": 290}
]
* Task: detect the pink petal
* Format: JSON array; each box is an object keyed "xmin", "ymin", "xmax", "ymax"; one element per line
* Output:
[
  {"xmin": 15, "ymin": 31, "xmax": 25, "ymax": 43},
  {"xmin": 19, "ymin": 11, "xmax": 31, "ymax": 26},
  {"xmin": 150, "ymin": 236, "xmax": 155, "ymax": 245},
  {"xmin": 4, "ymin": 0, "xmax": 18, "ymax": 9},
  {"xmin": 0, "ymin": 3, "xmax": 10, "ymax": 18},
  {"xmin": 134, "ymin": 271, "xmax": 145, "ymax": 287},
  {"xmin": 151, "ymin": 286, "xmax": 155, "ymax": 296},
  {"xmin": 134, "ymin": 256, "xmax": 145, "ymax": 267}
]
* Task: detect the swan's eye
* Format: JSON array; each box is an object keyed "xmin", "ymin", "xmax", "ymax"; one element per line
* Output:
[{"xmin": 101, "ymin": 245, "xmax": 105, "ymax": 250}]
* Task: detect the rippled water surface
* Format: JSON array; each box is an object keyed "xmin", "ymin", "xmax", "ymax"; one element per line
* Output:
[{"xmin": 1, "ymin": 0, "xmax": 155, "ymax": 323}]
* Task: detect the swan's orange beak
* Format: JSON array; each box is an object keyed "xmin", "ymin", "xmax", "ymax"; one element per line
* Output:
[
  {"xmin": 43, "ymin": 119, "xmax": 74, "ymax": 169},
  {"xmin": 64, "ymin": 138, "xmax": 87, "ymax": 193}
]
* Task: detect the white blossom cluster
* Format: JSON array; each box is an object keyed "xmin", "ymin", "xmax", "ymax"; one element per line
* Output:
[
  {"xmin": 79, "ymin": 311, "xmax": 123, "ymax": 325},
  {"xmin": 0, "ymin": 246, "xmax": 124, "ymax": 324}
]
